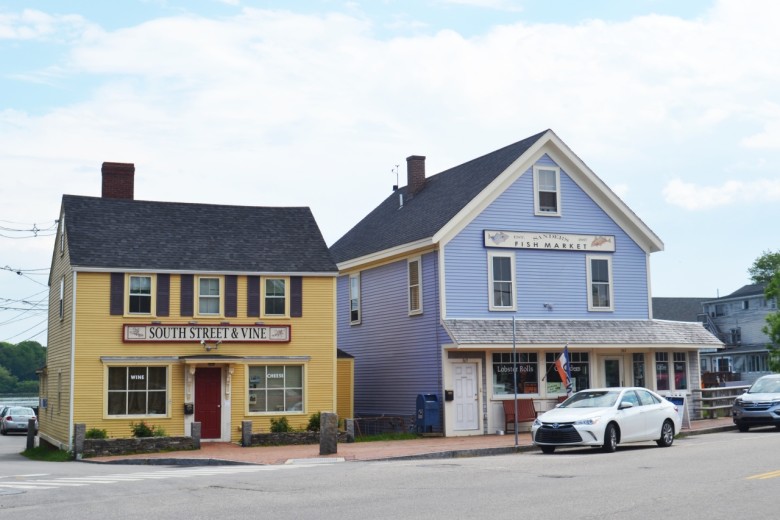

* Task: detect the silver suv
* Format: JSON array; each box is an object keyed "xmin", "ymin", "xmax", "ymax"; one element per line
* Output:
[{"xmin": 732, "ymin": 374, "xmax": 780, "ymax": 432}]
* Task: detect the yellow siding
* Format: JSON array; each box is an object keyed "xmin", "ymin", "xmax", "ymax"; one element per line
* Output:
[{"xmin": 63, "ymin": 272, "xmax": 336, "ymax": 444}]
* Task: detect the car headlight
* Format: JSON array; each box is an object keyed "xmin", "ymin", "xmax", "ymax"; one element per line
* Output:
[
  {"xmin": 574, "ymin": 417, "xmax": 601, "ymax": 425},
  {"xmin": 533, "ymin": 418, "xmax": 541, "ymax": 427}
]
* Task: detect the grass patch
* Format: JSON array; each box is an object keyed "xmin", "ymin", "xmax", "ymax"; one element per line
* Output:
[
  {"xmin": 355, "ymin": 432, "xmax": 419, "ymax": 443},
  {"xmin": 22, "ymin": 446, "xmax": 72, "ymax": 462}
]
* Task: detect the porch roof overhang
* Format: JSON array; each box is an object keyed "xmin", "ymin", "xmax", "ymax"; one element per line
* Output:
[{"xmin": 441, "ymin": 319, "xmax": 724, "ymax": 350}]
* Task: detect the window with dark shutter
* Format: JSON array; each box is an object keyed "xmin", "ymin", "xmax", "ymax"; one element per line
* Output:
[
  {"xmin": 291, "ymin": 276, "xmax": 302, "ymax": 317},
  {"xmin": 225, "ymin": 275, "xmax": 238, "ymax": 318},
  {"xmin": 180, "ymin": 274, "xmax": 194, "ymax": 317},
  {"xmin": 110, "ymin": 273, "xmax": 124, "ymax": 315},
  {"xmin": 157, "ymin": 274, "xmax": 170, "ymax": 317},
  {"xmin": 247, "ymin": 276, "xmax": 260, "ymax": 317}
]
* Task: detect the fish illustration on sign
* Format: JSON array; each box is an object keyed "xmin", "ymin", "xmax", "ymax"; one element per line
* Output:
[
  {"xmin": 591, "ymin": 236, "xmax": 612, "ymax": 247},
  {"xmin": 488, "ymin": 231, "xmax": 509, "ymax": 245}
]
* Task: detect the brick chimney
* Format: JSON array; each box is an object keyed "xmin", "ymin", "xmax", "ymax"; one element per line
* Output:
[
  {"xmin": 101, "ymin": 162, "xmax": 135, "ymax": 199},
  {"xmin": 406, "ymin": 155, "xmax": 426, "ymax": 197}
]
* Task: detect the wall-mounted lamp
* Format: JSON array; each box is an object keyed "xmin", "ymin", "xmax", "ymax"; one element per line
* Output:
[
  {"xmin": 543, "ymin": 303, "xmax": 554, "ymax": 311},
  {"xmin": 201, "ymin": 339, "xmax": 222, "ymax": 352}
]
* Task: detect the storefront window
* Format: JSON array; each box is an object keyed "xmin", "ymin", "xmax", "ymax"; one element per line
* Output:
[
  {"xmin": 633, "ymin": 353, "xmax": 646, "ymax": 388},
  {"xmin": 673, "ymin": 352, "xmax": 688, "ymax": 390},
  {"xmin": 248, "ymin": 365, "xmax": 303, "ymax": 413},
  {"xmin": 492, "ymin": 353, "xmax": 538, "ymax": 395},
  {"xmin": 545, "ymin": 351, "xmax": 589, "ymax": 394},
  {"xmin": 107, "ymin": 366, "xmax": 167, "ymax": 416},
  {"xmin": 655, "ymin": 352, "xmax": 669, "ymax": 391}
]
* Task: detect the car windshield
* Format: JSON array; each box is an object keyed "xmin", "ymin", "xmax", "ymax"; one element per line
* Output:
[
  {"xmin": 9, "ymin": 407, "xmax": 34, "ymax": 415},
  {"xmin": 560, "ymin": 390, "xmax": 620, "ymax": 408},
  {"xmin": 748, "ymin": 378, "xmax": 780, "ymax": 394}
]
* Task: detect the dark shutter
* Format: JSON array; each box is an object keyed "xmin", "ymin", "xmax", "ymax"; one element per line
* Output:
[
  {"xmin": 225, "ymin": 275, "xmax": 238, "ymax": 318},
  {"xmin": 290, "ymin": 276, "xmax": 303, "ymax": 318},
  {"xmin": 180, "ymin": 274, "xmax": 194, "ymax": 317},
  {"xmin": 110, "ymin": 273, "xmax": 124, "ymax": 315},
  {"xmin": 156, "ymin": 274, "xmax": 170, "ymax": 317},
  {"xmin": 247, "ymin": 276, "xmax": 260, "ymax": 317}
]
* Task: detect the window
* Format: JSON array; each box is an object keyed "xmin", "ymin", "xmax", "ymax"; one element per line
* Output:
[
  {"xmin": 587, "ymin": 256, "xmax": 613, "ymax": 311},
  {"xmin": 492, "ymin": 353, "xmax": 538, "ymax": 395},
  {"xmin": 263, "ymin": 278, "xmax": 287, "ymax": 316},
  {"xmin": 729, "ymin": 327, "xmax": 741, "ymax": 345},
  {"xmin": 59, "ymin": 277, "xmax": 64, "ymax": 320},
  {"xmin": 546, "ymin": 351, "xmax": 589, "ymax": 393},
  {"xmin": 349, "ymin": 274, "xmax": 361, "ymax": 324},
  {"xmin": 533, "ymin": 165, "xmax": 561, "ymax": 216},
  {"xmin": 655, "ymin": 352, "xmax": 669, "ymax": 391},
  {"xmin": 632, "ymin": 353, "xmax": 646, "ymax": 388},
  {"xmin": 714, "ymin": 304, "xmax": 726, "ymax": 317},
  {"xmin": 198, "ymin": 277, "xmax": 221, "ymax": 315},
  {"xmin": 488, "ymin": 251, "xmax": 515, "ymax": 311},
  {"xmin": 673, "ymin": 352, "xmax": 688, "ymax": 390},
  {"xmin": 59, "ymin": 216, "xmax": 65, "ymax": 256},
  {"xmin": 129, "ymin": 275, "xmax": 152, "ymax": 314},
  {"xmin": 742, "ymin": 300, "xmax": 749, "ymax": 310},
  {"xmin": 408, "ymin": 257, "xmax": 422, "ymax": 315},
  {"xmin": 248, "ymin": 365, "xmax": 303, "ymax": 413},
  {"xmin": 107, "ymin": 366, "xmax": 167, "ymax": 416}
]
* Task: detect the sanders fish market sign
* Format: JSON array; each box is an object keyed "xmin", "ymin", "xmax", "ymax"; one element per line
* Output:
[
  {"xmin": 484, "ymin": 230, "xmax": 615, "ymax": 252},
  {"xmin": 123, "ymin": 324, "xmax": 291, "ymax": 343}
]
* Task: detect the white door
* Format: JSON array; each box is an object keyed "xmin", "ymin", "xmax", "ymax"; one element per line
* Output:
[
  {"xmin": 453, "ymin": 363, "xmax": 479, "ymax": 430},
  {"xmin": 603, "ymin": 357, "xmax": 624, "ymax": 387}
]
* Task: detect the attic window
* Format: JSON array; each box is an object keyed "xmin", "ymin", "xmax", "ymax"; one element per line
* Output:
[{"xmin": 533, "ymin": 165, "xmax": 561, "ymax": 216}]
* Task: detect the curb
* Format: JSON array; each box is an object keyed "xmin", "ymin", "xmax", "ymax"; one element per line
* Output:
[{"xmin": 80, "ymin": 457, "xmax": 254, "ymax": 466}]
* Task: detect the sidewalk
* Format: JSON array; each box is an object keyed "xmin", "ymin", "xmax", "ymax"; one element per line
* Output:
[{"xmin": 84, "ymin": 417, "xmax": 736, "ymax": 466}]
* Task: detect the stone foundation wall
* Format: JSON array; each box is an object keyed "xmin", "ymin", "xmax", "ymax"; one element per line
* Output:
[
  {"xmin": 80, "ymin": 436, "xmax": 197, "ymax": 458},
  {"xmin": 246, "ymin": 431, "xmax": 349, "ymax": 447}
]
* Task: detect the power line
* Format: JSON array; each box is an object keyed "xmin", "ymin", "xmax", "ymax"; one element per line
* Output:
[{"xmin": 1, "ymin": 317, "xmax": 48, "ymax": 342}]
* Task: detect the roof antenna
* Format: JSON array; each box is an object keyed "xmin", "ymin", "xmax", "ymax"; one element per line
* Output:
[{"xmin": 391, "ymin": 164, "xmax": 399, "ymax": 191}]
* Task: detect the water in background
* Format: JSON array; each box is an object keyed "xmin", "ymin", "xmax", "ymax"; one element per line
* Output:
[{"xmin": 0, "ymin": 395, "xmax": 39, "ymax": 408}]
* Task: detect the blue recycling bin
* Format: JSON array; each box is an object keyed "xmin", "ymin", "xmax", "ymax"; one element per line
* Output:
[{"xmin": 416, "ymin": 394, "xmax": 440, "ymax": 433}]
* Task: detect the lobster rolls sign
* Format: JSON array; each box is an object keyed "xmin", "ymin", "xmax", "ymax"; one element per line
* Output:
[
  {"xmin": 123, "ymin": 324, "xmax": 291, "ymax": 343},
  {"xmin": 484, "ymin": 230, "xmax": 615, "ymax": 252}
]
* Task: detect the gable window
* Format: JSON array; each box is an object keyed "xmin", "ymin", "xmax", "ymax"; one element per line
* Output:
[
  {"xmin": 248, "ymin": 365, "xmax": 303, "ymax": 413},
  {"xmin": 349, "ymin": 274, "xmax": 361, "ymax": 324},
  {"xmin": 533, "ymin": 165, "xmax": 561, "ymax": 216},
  {"xmin": 59, "ymin": 277, "xmax": 64, "ymax": 320},
  {"xmin": 107, "ymin": 366, "xmax": 167, "ymax": 416},
  {"xmin": 263, "ymin": 278, "xmax": 287, "ymax": 316},
  {"xmin": 488, "ymin": 251, "xmax": 515, "ymax": 311},
  {"xmin": 128, "ymin": 275, "xmax": 152, "ymax": 314},
  {"xmin": 408, "ymin": 257, "xmax": 423, "ymax": 315},
  {"xmin": 59, "ymin": 216, "xmax": 65, "ymax": 256},
  {"xmin": 587, "ymin": 255, "xmax": 613, "ymax": 311},
  {"xmin": 197, "ymin": 276, "xmax": 222, "ymax": 316}
]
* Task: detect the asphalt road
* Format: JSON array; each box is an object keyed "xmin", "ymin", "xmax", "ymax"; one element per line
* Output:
[{"xmin": 0, "ymin": 428, "xmax": 777, "ymax": 519}]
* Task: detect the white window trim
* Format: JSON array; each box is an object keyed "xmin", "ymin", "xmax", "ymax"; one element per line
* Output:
[
  {"xmin": 586, "ymin": 255, "xmax": 614, "ymax": 312},
  {"xmin": 196, "ymin": 275, "xmax": 223, "ymax": 317},
  {"xmin": 59, "ymin": 277, "xmax": 65, "ymax": 320},
  {"xmin": 408, "ymin": 257, "xmax": 423, "ymax": 316},
  {"xmin": 126, "ymin": 273, "xmax": 156, "ymax": 316},
  {"xmin": 349, "ymin": 273, "xmax": 361, "ymax": 325},
  {"xmin": 533, "ymin": 165, "xmax": 561, "ymax": 217},
  {"xmin": 488, "ymin": 250, "xmax": 516, "ymax": 311},
  {"xmin": 262, "ymin": 277, "xmax": 289, "ymax": 318},
  {"xmin": 59, "ymin": 216, "xmax": 65, "ymax": 256}
]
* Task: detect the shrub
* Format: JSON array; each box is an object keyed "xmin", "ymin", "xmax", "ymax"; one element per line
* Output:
[
  {"xmin": 270, "ymin": 416, "xmax": 292, "ymax": 432},
  {"xmin": 85, "ymin": 428, "xmax": 108, "ymax": 439},
  {"xmin": 306, "ymin": 412, "xmax": 321, "ymax": 432},
  {"xmin": 130, "ymin": 421, "xmax": 166, "ymax": 438}
]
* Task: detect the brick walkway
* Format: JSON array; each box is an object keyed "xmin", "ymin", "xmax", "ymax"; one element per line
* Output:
[{"xmin": 85, "ymin": 416, "xmax": 735, "ymax": 466}]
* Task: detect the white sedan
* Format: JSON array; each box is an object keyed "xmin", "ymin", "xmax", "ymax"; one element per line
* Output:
[{"xmin": 532, "ymin": 387, "xmax": 681, "ymax": 454}]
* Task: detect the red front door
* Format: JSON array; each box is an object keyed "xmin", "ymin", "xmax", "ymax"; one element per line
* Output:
[{"xmin": 195, "ymin": 367, "xmax": 222, "ymax": 439}]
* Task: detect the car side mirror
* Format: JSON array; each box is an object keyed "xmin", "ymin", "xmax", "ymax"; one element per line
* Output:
[{"xmin": 619, "ymin": 401, "xmax": 634, "ymax": 410}]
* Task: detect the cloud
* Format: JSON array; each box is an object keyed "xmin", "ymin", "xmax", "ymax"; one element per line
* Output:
[
  {"xmin": 663, "ymin": 178, "xmax": 780, "ymax": 210},
  {"xmin": 0, "ymin": 9, "xmax": 89, "ymax": 41},
  {"xmin": 436, "ymin": 0, "xmax": 524, "ymax": 12}
]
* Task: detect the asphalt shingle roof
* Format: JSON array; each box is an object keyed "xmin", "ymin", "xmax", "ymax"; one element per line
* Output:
[
  {"xmin": 442, "ymin": 319, "xmax": 723, "ymax": 347},
  {"xmin": 62, "ymin": 195, "xmax": 337, "ymax": 273},
  {"xmin": 329, "ymin": 130, "xmax": 548, "ymax": 263},
  {"xmin": 652, "ymin": 297, "xmax": 709, "ymax": 322}
]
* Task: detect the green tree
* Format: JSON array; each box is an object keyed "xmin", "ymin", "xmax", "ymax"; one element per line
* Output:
[
  {"xmin": 0, "ymin": 365, "xmax": 19, "ymax": 393},
  {"xmin": 0, "ymin": 340, "xmax": 46, "ymax": 382},
  {"xmin": 748, "ymin": 250, "xmax": 780, "ymax": 284},
  {"xmin": 763, "ymin": 269, "xmax": 780, "ymax": 372}
]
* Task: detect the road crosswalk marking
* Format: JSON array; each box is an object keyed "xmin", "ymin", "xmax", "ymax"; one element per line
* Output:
[{"xmin": 0, "ymin": 464, "xmax": 316, "ymax": 492}]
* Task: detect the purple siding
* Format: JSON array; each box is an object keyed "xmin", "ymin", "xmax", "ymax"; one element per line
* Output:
[
  {"xmin": 337, "ymin": 252, "xmax": 446, "ymax": 418},
  {"xmin": 444, "ymin": 156, "xmax": 650, "ymax": 319}
]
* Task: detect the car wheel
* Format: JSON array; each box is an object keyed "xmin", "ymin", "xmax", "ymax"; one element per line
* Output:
[
  {"xmin": 736, "ymin": 421, "xmax": 750, "ymax": 432},
  {"xmin": 656, "ymin": 420, "xmax": 674, "ymax": 447},
  {"xmin": 601, "ymin": 423, "xmax": 618, "ymax": 453},
  {"xmin": 540, "ymin": 445, "xmax": 556, "ymax": 454}
]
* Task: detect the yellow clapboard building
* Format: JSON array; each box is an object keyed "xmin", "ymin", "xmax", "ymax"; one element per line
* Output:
[{"xmin": 40, "ymin": 162, "xmax": 344, "ymax": 450}]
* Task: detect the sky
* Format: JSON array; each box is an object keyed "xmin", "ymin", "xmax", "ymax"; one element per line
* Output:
[{"xmin": 1, "ymin": 0, "xmax": 779, "ymax": 346}]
